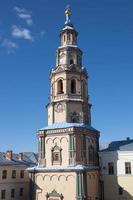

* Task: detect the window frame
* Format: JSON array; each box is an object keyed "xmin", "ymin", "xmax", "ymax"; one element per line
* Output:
[
  {"xmin": 108, "ymin": 162, "xmax": 114, "ymax": 175},
  {"xmin": 125, "ymin": 162, "xmax": 131, "ymax": 174},
  {"xmin": 20, "ymin": 170, "xmax": 24, "ymax": 179},
  {"xmin": 57, "ymin": 79, "xmax": 64, "ymax": 94},
  {"xmin": 11, "ymin": 189, "xmax": 15, "ymax": 198},
  {"xmin": 52, "ymin": 145, "xmax": 62, "ymax": 165},
  {"xmin": 19, "ymin": 188, "xmax": 24, "ymax": 197},
  {"xmin": 71, "ymin": 79, "xmax": 76, "ymax": 94},
  {"xmin": 12, "ymin": 170, "xmax": 16, "ymax": 179},
  {"xmin": 2, "ymin": 170, "xmax": 7, "ymax": 179},
  {"xmin": 88, "ymin": 145, "xmax": 95, "ymax": 163},
  {"xmin": 1, "ymin": 190, "xmax": 6, "ymax": 199},
  {"xmin": 71, "ymin": 112, "xmax": 79, "ymax": 123},
  {"xmin": 70, "ymin": 59, "xmax": 74, "ymax": 65}
]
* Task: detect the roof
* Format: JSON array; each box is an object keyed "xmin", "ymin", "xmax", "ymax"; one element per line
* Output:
[
  {"xmin": 28, "ymin": 165, "xmax": 99, "ymax": 172},
  {"xmin": 0, "ymin": 152, "xmax": 38, "ymax": 166},
  {"xmin": 39, "ymin": 122, "xmax": 98, "ymax": 132},
  {"xmin": 101, "ymin": 138, "xmax": 133, "ymax": 152}
]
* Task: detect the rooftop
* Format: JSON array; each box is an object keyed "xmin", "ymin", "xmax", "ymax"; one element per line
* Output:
[
  {"xmin": 0, "ymin": 151, "xmax": 38, "ymax": 166},
  {"xmin": 101, "ymin": 138, "xmax": 133, "ymax": 152},
  {"xmin": 28, "ymin": 165, "xmax": 99, "ymax": 172},
  {"xmin": 39, "ymin": 122, "xmax": 98, "ymax": 132}
]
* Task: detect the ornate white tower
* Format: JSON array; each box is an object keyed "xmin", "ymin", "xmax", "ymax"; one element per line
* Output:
[
  {"xmin": 29, "ymin": 6, "xmax": 100, "ymax": 200},
  {"xmin": 48, "ymin": 6, "xmax": 91, "ymax": 126}
]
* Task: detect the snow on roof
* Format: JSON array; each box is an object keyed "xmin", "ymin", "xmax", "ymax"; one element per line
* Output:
[
  {"xmin": 27, "ymin": 165, "xmax": 99, "ymax": 172},
  {"xmin": 0, "ymin": 152, "xmax": 38, "ymax": 166},
  {"xmin": 100, "ymin": 139, "xmax": 133, "ymax": 152},
  {"xmin": 38, "ymin": 122, "xmax": 98, "ymax": 132}
]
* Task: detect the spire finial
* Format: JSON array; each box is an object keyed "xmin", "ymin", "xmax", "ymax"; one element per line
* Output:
[{"xmin": 65, "ymin": 5, "xmax": 71, "ymax": 24}]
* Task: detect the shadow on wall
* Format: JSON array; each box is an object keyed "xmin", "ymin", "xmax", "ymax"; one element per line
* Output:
[
  {"xmin": 118, "ymin": 184, "xmax": 133, "ymax": 200},
  {"xmin": 100, "ymin": 176, "xmax": 133, "ymax": 200}
]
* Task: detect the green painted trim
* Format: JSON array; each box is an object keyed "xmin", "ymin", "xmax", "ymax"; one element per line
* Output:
[
  {"xmin": 43, "ymin": 137, "xmax": 45, "ymax": 159},
  {"xmin": 40, "ymin": 138, "xmax": 42, "ymax": 159},
  {"xmin": 69, "ymin": 135, "xmax": 72, "ymax": 150},
  {"xmin": 76, "ymin": 173, "xmax": 79, "ymax": 199},
  {"xmin": 42, "ymin": 137, "xmax": 44, "ymax": 159},
  {"xmin": 76, "ymin": 172, "xmax": 87, "ymax": 200},
  {"xmin": 79, "ymin": 173, "xmax": 81, "ymax": 197}
]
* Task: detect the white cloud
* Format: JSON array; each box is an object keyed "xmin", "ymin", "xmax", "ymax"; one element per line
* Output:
[
  {"xmin": 14, "ymin": 6, "xmax": 33, "ymax": 26},
  {"xmin": 2, "ymin": 39, "xmax": 18, "ymax": 53},
  {"xmin": 12, "ymin": 25, "xmax": 33, "ymax": 41}
]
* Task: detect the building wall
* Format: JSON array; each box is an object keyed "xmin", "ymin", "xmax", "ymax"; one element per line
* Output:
[
  {"xmin": 118, "ymin": 151, "xmax": 133, "ymax": 199},
  {"xmin": 118, "ymin": 176, "xmax": 133, "ymax": 199},
  {"xmin": 99, "ymin": 150, "xmax": 133, "ymax": 200},
  {"xmin": 99, "ymin": 151, "xmax": 118, "ymax": 175},
  {"xmin": 117, "ymin": 151, "xmax": 133, "ymax": 175},
  {"xmin": 101, "ymin": 175, "xmax": 119, "ymax": 200},
  {"xmin": 35, "ymin": 172, "xmax": 76, "ymax": 200},
  {"xmin": 86, "ymin": 171, "xmax": 100, "ymax": 200},
  {"xmin": 0, "ymin": 165, "xmax": 29, "ymax": 200}
]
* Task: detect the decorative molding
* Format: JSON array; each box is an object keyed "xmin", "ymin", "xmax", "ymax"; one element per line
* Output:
[{"xmin": 46, "ymin": 190, "xmax": 64, "ymax": 200}]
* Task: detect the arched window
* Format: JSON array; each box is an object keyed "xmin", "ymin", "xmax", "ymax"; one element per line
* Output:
[
  {"xmin": 52, "ymin": 145, "xmax": 62, "ymax": 165},
  {"xmin": 88, "ymin": 146, "xmax": 95, "ymax": 162},
  {"xmin": 71, "ymin": 79, "xmax": 76, "ymax": 94},
  {"xmin": 57, "ymin": 79, "xmax": 63, "ymax": 94},
  {"xmin": 70, "ymin": 59, "xmax": 74, "ymax": 65}
]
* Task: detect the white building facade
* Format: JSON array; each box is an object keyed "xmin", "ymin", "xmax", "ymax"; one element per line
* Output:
[{"xmin": 99, "ymin": 138, "xmax": 133, "ymax": 200}]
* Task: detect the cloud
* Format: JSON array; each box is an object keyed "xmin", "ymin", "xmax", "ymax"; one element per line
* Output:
[
  {"xmin": 2, "ymin": 38, "xmax": 18, "ymax": 53},
  {"xmin": 12, "ymin": 25, "xmax": 33, "ymax": 41},
  {"xmin": 14, "ymin": 7, "xmax": 33, "ymax": 26}
]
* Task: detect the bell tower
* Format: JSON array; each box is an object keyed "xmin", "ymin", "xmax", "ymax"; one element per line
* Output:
[
  {"xmin": 28, "ymin": 6, "xmax": 100, "ymax": 200},
  {"xmin": 48, "ymin": 6, "xmax": 91, "ymax": 126}
]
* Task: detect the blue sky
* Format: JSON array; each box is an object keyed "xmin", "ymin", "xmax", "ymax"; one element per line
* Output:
[{"xmin": 0, "ymin": 0, "xmax": 133, "ymax": 152}]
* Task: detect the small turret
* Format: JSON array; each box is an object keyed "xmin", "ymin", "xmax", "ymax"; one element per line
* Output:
[{"xmin": 60, "ymin": 5, "xmax": 78, "ymax": 46}]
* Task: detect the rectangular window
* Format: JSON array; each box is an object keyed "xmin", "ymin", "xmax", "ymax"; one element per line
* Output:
[
  {"xmin": 19, "ymin": 188, "xmax": 24, "ymax": 197},
  {"xmin": 20, "ymin": 170, "xmax": 24, "ymax": 178},
  {"xmin": 12, "ymin": 170, "xmax": 16, "ymax": 179},
  {"xmin": 1, "ymin": 190, "xmax": 6, "ymax": 199},
  {"xmin": 11, "ymin": 189, "xmax": 15, "ymax": 198},
  {"xmin": 125, "ymin": 162, "xmax": 131, "ymax": 174},
  {"xmin": 108, "ymin": 162, "xmax": 114, "ymax": 175},
  {"xmin": 2, "ymin": 170, "xmax": 7, "ymax": 179}
]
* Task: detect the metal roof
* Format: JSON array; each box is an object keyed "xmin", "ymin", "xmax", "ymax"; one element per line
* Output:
[
  {"xmin": 28, "ymin": 165, "xmax": 99, "ymax": 172},
  {"xmin": 0, "ymin": 152, "xmax": 38, "ymax": 166},
  {"xmin": 39, "ymin": 122, "xmax": 98, "ymax": 132},
  {"xmin": 101, "ymin": 139, "xmax": 133, "ymax": 152}
]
